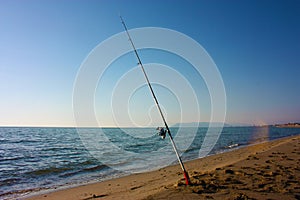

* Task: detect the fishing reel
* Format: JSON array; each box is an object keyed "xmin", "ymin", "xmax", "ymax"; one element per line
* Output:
[{"xmin": 156, "ymin": 127, "xmax": 166, "ymax": 139}]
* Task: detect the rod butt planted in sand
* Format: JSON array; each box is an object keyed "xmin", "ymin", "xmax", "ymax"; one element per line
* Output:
[{"xmin": 183, "ymin": 170, "xmax": 191, "ymax": 185}]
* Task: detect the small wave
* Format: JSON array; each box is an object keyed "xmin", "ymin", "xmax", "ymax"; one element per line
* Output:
[
  {"xmin": 0, "ymin": 138, "xmax": 9, "ymax": 143},
  {"xmin": 184, "ymin": 146, "xmax": 200, "ymax": 153},
  {"xmin": 124, "ymin": 143, "xmax": 158, "ymax": 153},
  {"xmin": 40, "ymin": 147, "xmax": 77, "ymax": 152},
  {"xmin": 59, "ymin": 164, "xmax": 108, "ymax": 178},
  {"xmin": 226, "ymin": 143, "xmax": 239, "ymax": 149},
  {"xmin": 25, "ymin": 166, "xmax": 72, "ymax": 177},
  {"xmin": 9, "ymin": 139, "xmax": 40, "ymax": 144},
  {"xmin": 58, "ymin": 170, "xmax": 80, "ymax": 178},
  {"xmin": 82, "ymin": 164, "xmax": 107, "ymax": 172},
  {"xmin": 0, "ymin": 177, "xmax": 22, "ymax": 187},
  {"xmin": 0, "ymin": 156, "xmax": 24, "ymax": 162},
  {"xmin": 79, "ymin": 160, "xmax": 98, "ymax": 165},
  {"xmin": 25, "ymin": 159, "xmax": 107, "ymax": 178}
]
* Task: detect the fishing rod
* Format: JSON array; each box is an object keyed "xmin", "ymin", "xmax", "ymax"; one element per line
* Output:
[{"xmin": 120, "ymin": 16, "xmax": 190, "ymax": 185}]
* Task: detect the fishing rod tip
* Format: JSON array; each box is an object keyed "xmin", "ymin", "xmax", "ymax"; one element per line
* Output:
[{"xmin": 118, "ymin": 13, "xmax": 123, "ymax": 21}]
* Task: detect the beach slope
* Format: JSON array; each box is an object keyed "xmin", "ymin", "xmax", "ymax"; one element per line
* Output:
[{"xmin": 24, "ymin": 135, "xmax": 300, "ymax": 200}]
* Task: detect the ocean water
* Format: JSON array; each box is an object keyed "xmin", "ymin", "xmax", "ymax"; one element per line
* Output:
[{"xmin": 0, "ymin": 126, "xmax": 299, "ymax": 199}]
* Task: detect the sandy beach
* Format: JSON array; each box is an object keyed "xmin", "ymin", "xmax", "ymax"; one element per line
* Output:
[{"xmin": 23, "ymin": 135, "xmax": 300, "ymax": 200}]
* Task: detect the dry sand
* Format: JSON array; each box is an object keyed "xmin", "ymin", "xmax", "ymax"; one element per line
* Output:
[{"xmin": 23, "ymin": 135, "xmax": 300, "ymax": 200}]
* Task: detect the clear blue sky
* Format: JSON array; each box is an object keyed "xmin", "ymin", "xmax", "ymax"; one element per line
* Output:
[{"xmin": 0, "ymin": 0, "xmax": 299, "ymax": 127}]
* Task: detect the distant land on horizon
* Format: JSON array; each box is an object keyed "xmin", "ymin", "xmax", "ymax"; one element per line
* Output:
[
  {"xmin": 172, "ymin": 122, "xmax": 252, "ymax": 127},
  {"xmin": 172, "ymin": 122, "xmax": 300, "ymax": 128}
]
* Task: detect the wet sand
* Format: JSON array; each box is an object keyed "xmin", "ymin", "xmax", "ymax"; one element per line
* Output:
[{"xmin": 24, "ymin": 135, "xmax": 300, "ymax": 200}]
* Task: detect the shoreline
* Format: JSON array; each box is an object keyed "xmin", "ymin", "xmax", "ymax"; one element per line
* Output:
[{"xmin": 22, "ymin": 134, "xmax": 300, "ymax": 200}]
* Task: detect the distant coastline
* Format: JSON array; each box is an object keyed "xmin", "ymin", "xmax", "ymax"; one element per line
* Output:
[
  {"xmin": 274, "ymin": 122, "xmax": 300, "ymax": 128},
  {"xmin": 173, "ymin": 122, "xmax": 300, "ymax": 128},
  {"xmin": 172, "ymin": 122, "xmax": 251, "ymax": 127}
]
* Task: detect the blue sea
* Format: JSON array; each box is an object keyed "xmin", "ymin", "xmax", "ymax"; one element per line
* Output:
[{"xmin": 0, "ymin": 126, "xmax": 299, "ymax": 199}]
